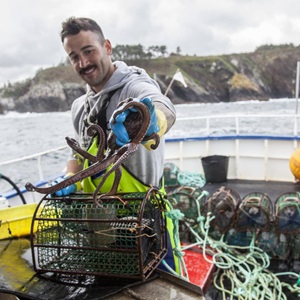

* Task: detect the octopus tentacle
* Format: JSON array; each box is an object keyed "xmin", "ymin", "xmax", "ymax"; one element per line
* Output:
[
  {"xmin": 66, "ymin": 137, "xmax": 97, "ymax": 163},
  {"xmin": 25, "ymin": 98, "xmax": 160, "ymax": 197},
  {"xmin": 25, "ymin": 152, "xmax": 116, "ymax": 194},
  {"xmin": 93, "ymin": 164, "xmax": 122, "ymax": 207}
]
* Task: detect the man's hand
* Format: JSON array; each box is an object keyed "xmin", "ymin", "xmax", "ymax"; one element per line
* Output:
[
  {"xmin": 110, "ymin": 97, "xmax": 166, "ymax": 149},
  {"xmin": 50, "ymin": 173, "xmax": 81, "ymax": 196}
]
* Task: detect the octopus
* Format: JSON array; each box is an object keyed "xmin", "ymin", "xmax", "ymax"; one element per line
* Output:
[{"xmin": 25, "ymin": 98, "xmax": 160, "ymax": 206}]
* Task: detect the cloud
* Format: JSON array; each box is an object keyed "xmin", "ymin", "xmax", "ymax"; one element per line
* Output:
[{"xmin": 1, "ymin": 0, "xmax": 300, "ymax": 87}]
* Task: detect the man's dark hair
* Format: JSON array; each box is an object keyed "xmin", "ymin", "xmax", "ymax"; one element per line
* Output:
[{"xmin": 60, "ymin": 17, "xmax": 105, "ymax": 43}]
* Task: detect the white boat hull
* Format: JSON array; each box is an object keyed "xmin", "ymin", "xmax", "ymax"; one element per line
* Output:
[{"xmin": 165, "ymin": 136, "xmax": 299, "ymax": 182}]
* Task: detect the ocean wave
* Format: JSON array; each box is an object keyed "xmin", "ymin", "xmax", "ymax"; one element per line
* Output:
[{"xmin": 0, "ymin": 110, "xmax": 71, "ymax": 119}]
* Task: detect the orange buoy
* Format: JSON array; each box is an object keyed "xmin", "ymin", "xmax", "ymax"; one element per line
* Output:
[{"xmin": 289, "ymin": 148, "xmax": 300, "ymax": 179}]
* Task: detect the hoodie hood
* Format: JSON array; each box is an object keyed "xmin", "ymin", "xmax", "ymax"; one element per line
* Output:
[{"xmin": 86, "ymin": 61, "xmax": 147, "ymax": 97}]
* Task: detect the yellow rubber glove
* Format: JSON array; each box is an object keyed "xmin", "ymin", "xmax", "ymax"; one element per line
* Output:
[{"xmin": 143, "ymin": 109, "xmax": 167, "ymax": 150}]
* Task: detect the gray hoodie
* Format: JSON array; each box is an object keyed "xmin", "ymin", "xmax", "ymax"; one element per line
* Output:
[{"xmin": 70, "ymin": 61, "xmax": 176, "ymax": 187}]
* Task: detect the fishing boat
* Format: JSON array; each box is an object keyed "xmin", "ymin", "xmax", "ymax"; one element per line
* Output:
[{"xmin": 1, "ymin": 109, "xmax": 300, "ymax": 300}]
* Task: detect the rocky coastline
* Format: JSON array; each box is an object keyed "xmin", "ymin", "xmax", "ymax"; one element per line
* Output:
[{"xmin": 0, "ymin": 44, "xmax": 299, "ymax": 113}]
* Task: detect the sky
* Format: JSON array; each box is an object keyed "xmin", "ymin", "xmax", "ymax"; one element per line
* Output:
[{"xmin": 1, "ymin": 0, "xmax": 300, "ymax": 87}]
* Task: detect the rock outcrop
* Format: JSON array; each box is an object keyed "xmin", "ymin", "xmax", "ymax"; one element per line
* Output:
[{"xmin": 14, "ymin": 82, "xmax": 85, "ymax": 113}]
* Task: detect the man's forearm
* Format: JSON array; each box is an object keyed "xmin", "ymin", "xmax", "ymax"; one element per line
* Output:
[
  {"xmin": 66, "ymin": 159, "xmax": 83, "ymax": 175},
  {"xmin": 154, "ymin": 102, "xmax": 176, "ymax": 134}
]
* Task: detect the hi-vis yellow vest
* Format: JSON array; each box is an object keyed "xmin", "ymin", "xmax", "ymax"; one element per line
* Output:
[
  {"xmin": 82, "ymin": 137, "xmax": 155, "ymax": 193},
  {"xmin": 82, "ymin": 136, "xmax": 180, "ymax": 274}
]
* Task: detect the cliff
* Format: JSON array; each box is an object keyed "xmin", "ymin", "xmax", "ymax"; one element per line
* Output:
[{"xmin": 0, "ymin": 44, "xmax": 299, "ymax": 113}]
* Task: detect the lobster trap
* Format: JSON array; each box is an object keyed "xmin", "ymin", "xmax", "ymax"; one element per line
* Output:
[
  {"xmin": 30, "ymin": 189, "xmax": 167, "ymax": 280},
  {"xmin": 163, "ymin": 162, "xmax": 180, "ymax": 192},
  {"xmin": 201, "ymin": 186, "xmax": 241, "ymax": 234},
  {"xmin": 169, "ymin": 186, "xmax": 204, "ymax": 220},
  {"xmin": 235, "ymin": 192, "xmax": 272, "ymax": 231},
  {"xmin": 167, "ymin": 186, "xmax": 207, "ymax": 242},
  {"xmin": 275, "ymin": 192, "xmax": 300, "ymax": 233}
]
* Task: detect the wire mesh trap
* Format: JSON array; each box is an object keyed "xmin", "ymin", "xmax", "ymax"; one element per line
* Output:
[
  {"xmin": 30, "ymin": 189, "xmax": 167, "ymax": 280},
  {"xmin": 168, "ymin": 186, "xmax": 203, "ymax": 220},
  {"xmin": 163, "ymin": 162, "xmax": 180, "ymax": 192},
  {"xmin": 201, "ymin": 186, "xmax": 241, "ymax": 234},
  {"xmin": 275, "ymin": 192, "xmax": 300, "ymax": 233},
  {"xmin": 235, "ymin": 192, "xmax": 272, "ymax": 231},
  {"xmin": 167, "ymin": 186, "xmax": 206, "ymax": 242}
]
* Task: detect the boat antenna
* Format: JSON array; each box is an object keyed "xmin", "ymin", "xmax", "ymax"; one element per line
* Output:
[{"xmin": 295, "ymin": 61, "xmax": 300, "ymax": 115}]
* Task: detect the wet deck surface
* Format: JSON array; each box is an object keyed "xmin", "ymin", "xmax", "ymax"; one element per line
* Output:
[{"xmin": 0, "ymin": 238, "xmax": 203, "ymax": 300}]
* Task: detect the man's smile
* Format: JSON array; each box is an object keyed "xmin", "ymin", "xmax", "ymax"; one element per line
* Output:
[{"xmin": 80, "ymin": 65, "xmax": 97, "ymax": 75}]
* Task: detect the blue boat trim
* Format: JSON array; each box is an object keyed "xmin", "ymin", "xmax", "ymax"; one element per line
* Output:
[
  {"xmin": 166, "ymin": 134, "xmax": 300, "ymax": 142},
  {"xmin": 2, "ymin": 174, "xmax": 63, "ymax": 200}
]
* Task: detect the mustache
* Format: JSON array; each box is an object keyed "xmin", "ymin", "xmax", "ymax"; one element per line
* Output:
[{"xmin": 79, "ymin": 65, "xmax": 97, "ymax": 75}]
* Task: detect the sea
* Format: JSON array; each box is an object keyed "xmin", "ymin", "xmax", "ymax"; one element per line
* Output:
[{"xmin": 0, "ymin": 98, "xmax": 299, "ymax": 193}]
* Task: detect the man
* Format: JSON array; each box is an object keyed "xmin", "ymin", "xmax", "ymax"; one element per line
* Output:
[
  {"xmin": 54, "ymin": 17, "xmax": 178, "ymax": 273},
  {"xmin": 56, "ymin": 17, "xmax": 176, "ymax": 194}
]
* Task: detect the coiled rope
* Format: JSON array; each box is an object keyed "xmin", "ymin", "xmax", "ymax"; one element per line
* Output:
[
  {"xmin": 177, "ymin": 171, "xmax": 206, "ymax": 188},
  {"xmin": 180, "ymin": 190, "xmax": 300, "ymax": 299}
]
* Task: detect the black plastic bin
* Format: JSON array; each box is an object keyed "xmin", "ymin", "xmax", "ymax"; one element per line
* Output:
[{"xmin": 201, "ymin": 155, "xmax": 229, "ymax": 183}]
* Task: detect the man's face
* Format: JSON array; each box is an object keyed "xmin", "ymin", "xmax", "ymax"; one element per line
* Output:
[{"xmin": 63, "ymin": 30, "xmax": 114, "ymax": 93}]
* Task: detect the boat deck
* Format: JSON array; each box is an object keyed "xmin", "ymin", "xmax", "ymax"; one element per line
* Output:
[
  {"xmin": 1, "ymin": 179, "xmax": 300, "ymax": 300},
  {"xmin": 0, "ymin": 239, "xmax": 204, "ymax": 300}
]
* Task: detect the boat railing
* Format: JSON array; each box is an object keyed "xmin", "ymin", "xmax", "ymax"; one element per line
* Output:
[
  {"xmin": 0, "ymin": 146, "xmax": 68, "ymax": 188},
  {"xmin": 1, "ymin": 113, "xmax": 300, "ymax": 195},
  {"xmin": 168, "ymin": 114, "xmax": 300, "ymax": 138}
]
